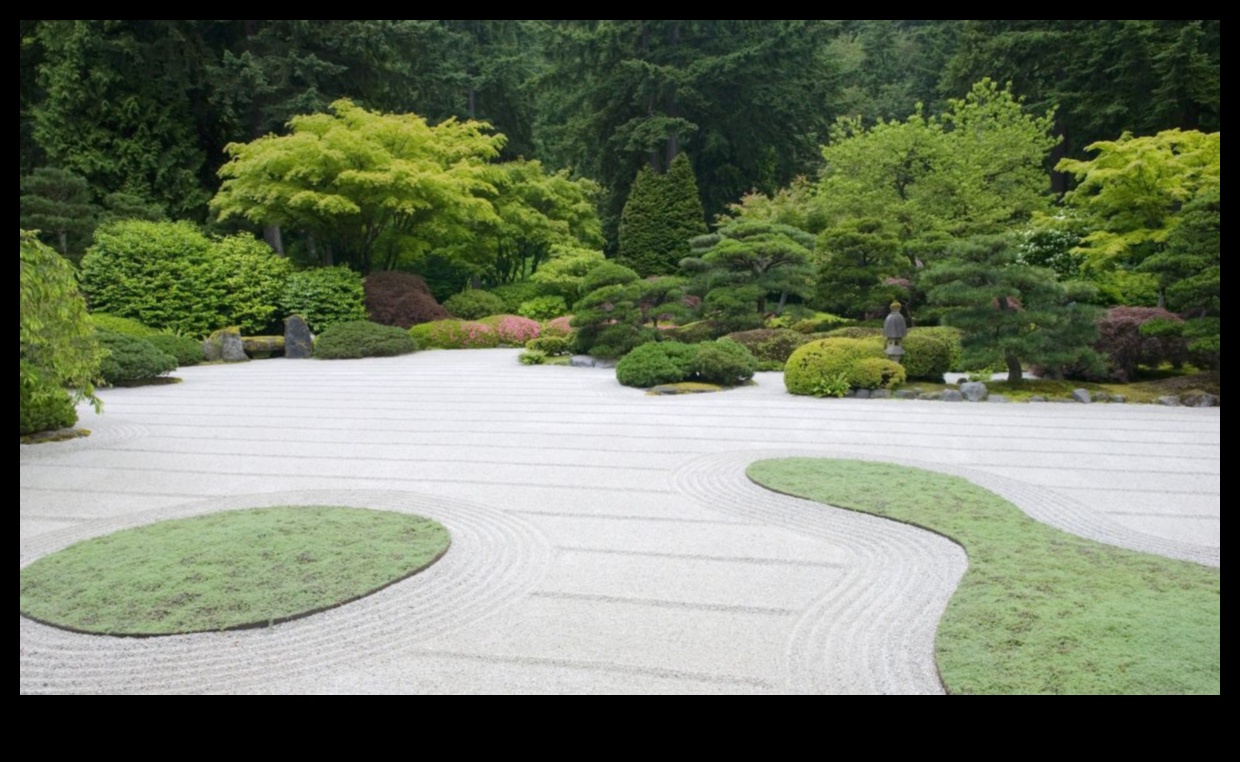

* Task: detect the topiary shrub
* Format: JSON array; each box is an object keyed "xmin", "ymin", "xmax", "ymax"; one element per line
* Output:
[
  {"xmin": 490, "ymin": 281, "xmax": 541, "ymax": 314},
  {"xmin": 850, "ymin": 357, "xmax": 907, "ymax": 389},
  {"xmin": 214, "ymin": 234, "xmax": 294, "ymax": 335},
  {"xmin": 479, "ymin": 315, "xmax": 541, "ymax": 346},
  {"xmin": 526, "ymin": 336, "xmax": 571, "ymax": 356},
  {"xmin": 615, "ymin": 342, "xmax": 698, "ymax": 388},
  {"xmin": 725, "ymin": 329, "xmax": 815, "ymax": 370},
  {"xmin": 96, "ymin": 330, "xmax": 179, "ymax": 384},
  {"xmin": 89, "ymin": 313, "xmax": 161, "ymax": 338},
  {"xmin": 443, "ymin": 289, "xmax": 506, "ymax": 320},
  {"xmin": 408, "ymin": 320, "xmax": 500, "ymax": 349},
  {"xmin": 364, "ymin": 271, "xmax": 451, "ymax": 329},
  {"xmin": 580, "ymin": 262, "xmax": 639, "ymax": 294},
  {"xmin": 518, "ymin": 295, "xmax": 569, "ymax": 321},
  {"xmin": 314, "ymin": 321, "xmax": 417, "ymax": 359},
  {"xmin": 691, "ymin": 339, "xmax": 758, "ymax": 385},
  {"xmin": 518, "ymin": 350, "xmax": 547, "ymax": 365},
  {"xmin": 902, "ymin": 327, "xmax": 963, "ymax": 381},
  {"xmin": 145, "ymin": 333, "xmax": 205, "ymax": 366},
  {"xmin": 784, "ymin": 337, "xmax": 889, "ymax": 396},
  {"xmin": 20, "ymin": 363, "xmax": 77, "ymax": 436},
  {"xmin": 281, "ymin": 266, "xmax": 367, "ymax": 333}
]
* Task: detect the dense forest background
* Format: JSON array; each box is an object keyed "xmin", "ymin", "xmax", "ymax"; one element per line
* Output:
[{"xmin": 20, "ymin": 20, "xmax": 1220, "ymax": 257}]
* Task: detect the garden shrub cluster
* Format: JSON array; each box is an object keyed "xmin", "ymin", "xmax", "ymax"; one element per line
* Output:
[
  {"xmin": 96, "ymin": 330, "xmax": 179, "ymax": 384},
  {"xmin": 821, "ymin": 326, "xmax": 883, "ymax": 340},
  {"xmin": 518, "ymin": 295, "xmax": 569, "ymax": 321},
  {"xmin": 489, "ymin": 282, "xmax": 541, "ymax": 314},
  {"xmin": 281, "ymin": 266, "xmax": 368, "ymax": 333},
  {"xmin": 526, "ymin": 336, "xmax": 571, "ymax": 356},
  {"xmin": 20, "ymin": 363, "xmax": 78, "ymax": 436},
  {"xmin": 1091, "ymin": 306, "xmax": 1189, "ymax": 382},
  {"xmin": 664, "ymin": 320, "xmax": 721, "ymax": 344},
  {"xmin": 479, "ymin": 315, "xmax": 541, "ymax": 346},
  {"xmin": 364, "ymin": 271, "xmax": 451, "ymax": 329},
  {"xmin": 89, "ymin": 314, "xmax": 161, "ymax": 338},
  {"xmin": 785, "ymin": 337, "xmax": 904, "ymax": 396},
  {"xmin": 81, "ymin": 220, "xmax": 293, "ymax": 337},
  {"xmin": 444, "ymin": 289, "xmax": 506, "ymax": 320},
  {"xmin": 541, "ymin": 316, "xmax": 574, "ymax": 338},
  {"xmin": 409, "ymin": 320, "xmax": 499, "ymax": 349},
  {"xmin": 145, "ymin": 333, "xmax": 205, "ymax": 366},
  {"xmin": 615, "ymin": 340, "xmax": 757, "ymax": 388},
  {"xmin": 314, "ymin": 321, "xmax": 418, "ymax": 359},
  {"xmin": 901, "ymin": 327, "xmax": 963, "ymax": 381},
  {"xmin": 725, "ymin": 329, "xmax": 815, "ymax": 370}
]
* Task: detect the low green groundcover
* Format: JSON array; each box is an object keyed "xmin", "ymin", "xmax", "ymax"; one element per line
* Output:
[
  {"xmin": 20, "ymin": 506, "xmax": 450, "ymax": 636},
  {"xmin": 747, "ymin": 459, "xmax": 1220, "ymax": 695}
]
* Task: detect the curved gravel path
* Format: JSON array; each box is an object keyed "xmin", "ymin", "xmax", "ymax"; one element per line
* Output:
[{"xmin": 20, "ymin": 350, "xmax": 1220, "ymax": 694}]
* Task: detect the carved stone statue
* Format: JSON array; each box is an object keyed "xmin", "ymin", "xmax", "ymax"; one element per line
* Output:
[{"xmin": 883, "ymin": 301, "xmax": 907, "ymax": 363}]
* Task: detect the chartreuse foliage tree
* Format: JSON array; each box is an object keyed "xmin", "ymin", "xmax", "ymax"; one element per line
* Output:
[
  {"xmin": 1057, "ymin": 129, "xmax": 1221, "ymax": 309},
  {"xmin": 20, "ymin": 231, "xmax": 103, "ymax": 435},
  {"xmin": 211, "ymin": 99, "xmax": 503, "ymax": 274},
  {"xmin": 618, "ymin": 154, "xmax": 708, "ymax": 276},
  {"xmin": 816, "ymin": 79, "xmax": 1057, "ymax": 270},
  {"xmin": 923, "ymin": 235, "xmax": 1101, "ymax": 382}
]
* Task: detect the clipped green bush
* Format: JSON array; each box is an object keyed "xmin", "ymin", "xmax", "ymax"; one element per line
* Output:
[
  {"xmin": 145, "ymin": 333, "xmax": 205, "ymax": 366},
  {"xmin": 615, "ymin": 341, "xmax": 698, "ymax": 388},
  {"xmin": 518, "ymin": 350, "xmax": 548, "ymax": 365},
  {"xmin": 518, "ymin": 295, "xmax": 569, "ymax": 321},
  {"xmin": 281, "ymin": 266, "xmax": 368, "ymax": 333},
  {"xmin": 408, "ymin": 320, "xmax": 499, "ymax": 349},
  {"xmin": 526, "ymin": 336, "xmax": 571, "ymax": 356},
  {"xmin": 314, "ymin": 321, "xmax": 417, "ymax": 360},
  {"xmin": 20, "ymin": 363, "xmax": 77, "ymax": 436},
  {"xmin": 902, "ymin": 326, "xmax": 963, "ymax": 381},
  {"xmin": 725, "ymin": 329, "xmax": 815, "ymax": 370},
  {"xmin": 787, "ymin": 311, "xmax": 852, "ymax": 334},
  {"xmin": 784, "ymin": 337, "xmax": 889, "ymax": 396},
  {"xmin": 214, "ymin": 234, "xmax": 294, "ymax": 334},
  {"xmin": 489, "ymin": 281, "xmax": 541, "ymax": 314},
  {"xmin": 89, "ymin": 313, "xmax": 161, "ymax": 338},
  {"xmin": 850, "ymin": 357, "xmax": 908, "ymax": 389},
  {"xmin": 444, "ymin": 290, "xmax": 506, "ymax": 320},
  {"xmin": 96, "ymin": 330, "xmax": 178, "ymax": 384},
  {"xmin": 691, "ymin": 339, "xmax": 758, "ymax": 385}
]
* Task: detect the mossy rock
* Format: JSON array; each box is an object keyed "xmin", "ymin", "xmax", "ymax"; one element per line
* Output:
[
  {"xmin": 203, "ymin": 326, "xmax": 248, "ymax": 363},
  {"xmin": 647, "ymin": 382, "xmax": 726, "ymax": 395},
  {"xmin": 242, "ymin": 335, "xmax": 286, "ymax": 359}
]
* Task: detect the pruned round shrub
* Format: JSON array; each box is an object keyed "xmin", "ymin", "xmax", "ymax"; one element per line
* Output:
[
  {"xmin": 580, "ymin": 262, "xmax": 639, "ymax": 294},
  {"xmin": 526, "ymin": 336, "xmax": 570, "ymax": 356},
  {"xmin": 214, "ymin": 234, "xmax": 294, "ymax": 335},
  {"xmin": 364, "ymin": 271, "xmax": 451, "ymax": 329},
  {"xmin": 821, "ymin": 326, "xmax": 883, "ymax": 340},
  {"xmin": 518, "ymin": 350, "xmax": 547, "ymax": 366},
  {"xmin": 444, "ymin": 289, "xmax": 506, "ymax": 320},
  {"xmin": 89, "ymin": 313, "xmax": 160, "ymax": 338},
  {"xmin": 850, "ymin": 357, "xmax": 907, "ymax": 389},
  {"xmin": 518, "ymin": 295, "xmax": 569, "ymax": 321},
  {"xmin": 725, "ymin": 329, "xmax": 814, "ymax": 369},
  {"xmin": 784, "ymin": 337, "xmax": 888, "ymax": 396},
  {"xmin": 20, "ymin": 363, "xmax": 77, "ymax": 436},
  {"xmin": 314, "ymin": 321, "xmax": 417, "ymax": 360},
  {"xmin": 97, "ymin": 330, "xmax": 178, "ymax": 384},
  {"xmin": 409, "ymin": 319, "xmax": 499, "ymax": 349},
  {"xmin": 281, "ymin": 266, "xmax": 367, "ymax": 333},
  {"xmin": 490, "ymin": 281, "xmax": 541, "ymax": 314},
  {"xmin": 691, "ymin": 339, "xmax": 758, "ymax": 385},
  {"xmin": 542, "ymin": 316, "xmax": 574, "ymax": 338},
  {"xmin": 479, "ymin": 315, "xmax": 541, "ymax": 346},
  {"xmin": 615, "ymin": 341, "xmax": 698, "ymax": 388},
  {"xmin": 902, "ymin": 327, "xmax": 963, "ymax": 381},
  {"xmin": 145, "ymin": 333, "xmax": 205, "ymax": 366},
  {"xmin": 574, "ymin": 324, "xmax": 656, "ymax": 359}
]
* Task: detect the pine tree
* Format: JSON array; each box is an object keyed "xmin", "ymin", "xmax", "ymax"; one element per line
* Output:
[{"xmin": 617, "ymin": 154, "xmax": 707, "ymax": 276}]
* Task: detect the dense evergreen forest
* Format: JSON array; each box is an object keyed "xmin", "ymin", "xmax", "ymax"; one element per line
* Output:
[{"xmin": 20, "ymin": 20, "xmax": 1221, "ymax": 378}]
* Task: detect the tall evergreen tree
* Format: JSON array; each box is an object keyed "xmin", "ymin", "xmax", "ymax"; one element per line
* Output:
[{"xmin": 618, "ymin": 154, "xmax": 707, "ymax": 276}]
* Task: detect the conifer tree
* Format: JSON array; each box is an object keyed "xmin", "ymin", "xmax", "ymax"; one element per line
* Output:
[{"xmin": 618, "ymin": 154, "xmax": 707, "ymax": 276}]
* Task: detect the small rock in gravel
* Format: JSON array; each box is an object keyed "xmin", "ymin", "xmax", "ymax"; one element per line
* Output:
[
  {"xmin": 1156, "ymin": 395, "xmax": 1181, "ymax": 406},
  {"xmin": 960, "ymin": 381, "xmax": 988, "ymax": 401},
  {"xmin": 870, "ymin": 389, "xmax": 890, "ymax": 399},
  {"xmin": 987, "ymin": 394, "xmax": 1010, "ymax": 403},
  {"xmin": 854, "ymin": 389, "xmax": 871, "ymax": 399},
  {"xmin": 940, "ymin": 390, "xmax": 963, "ymax": 402},
  {"xmin": 1071, "ymin": 388, "xmax": 1092, "ymax": 403},
  {"xmin": 894, "ymin": 390, "xmax": 917, "ymax": 399}
]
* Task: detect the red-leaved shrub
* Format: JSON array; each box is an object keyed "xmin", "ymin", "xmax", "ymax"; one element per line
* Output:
[
  {"xmin": 364, "ymin": 271, "xmax": 451, "ymax": 329},
  {"xmin": 1093, "ymin": 306, "xmax": 1188, "ymax": 382}
]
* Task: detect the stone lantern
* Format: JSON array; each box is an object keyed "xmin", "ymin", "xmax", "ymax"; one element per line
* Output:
[{"xmin": 883, "ymin": 301, "xmax": 907, "ymax": 364}]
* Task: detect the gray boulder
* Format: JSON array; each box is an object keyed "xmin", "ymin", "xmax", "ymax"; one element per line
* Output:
[
  {"xmin": 960, "ymin": 381, "xmax": 988, "ymax": 402},
  {"xmin": 1156, "ymin": 395, "xmax": 1182, "ymax": 406},
  {"xmin": 203, "ymin": 327, "xmax": 249, "ymax": 363},
  {"xmin": 854, "ymin": 388, "xmax": 871, "ymax": 399},
  {"xmin": 894, "ymin": 390, "xmax": 918, "ymax": 399},
  {"xmin": 941, "ymin": 389, "xmax": 963, "ymax": 402},
  {"xmin": 1071, "ymin": 388, "xmax": 1092, "ymax": 404},
  {"xmin": 1182, "ymin": 393, "xmax": 1219, "ymax": 408},
  {"xmin": 570, "ymin": 355, "xmax": 617, "ymax": 368},
  {"xmin": 987, "ymin": 394, "xmax": 1010, "ymax": 403},
  {"xmin": 284, "ymin": 315, "xmax": 314, "ymax": 359},
  {"xmin": 870, "ymin": 389, "xmax": 891, "ymax": 399}
]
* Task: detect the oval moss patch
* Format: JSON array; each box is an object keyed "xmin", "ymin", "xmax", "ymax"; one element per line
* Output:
[{"xmin": 20, "ymin": 506, "xmax": 450, "ymax": 636}]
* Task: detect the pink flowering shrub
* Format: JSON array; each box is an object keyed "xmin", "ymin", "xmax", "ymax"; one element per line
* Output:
[
  {"xmin": 479, "ymin": 314, "xmax": 541, "ymax": 346},
  {"xmin": 408, "ymin": 319, "xmax": 499, "ymax": 349},
  {"xmin": 543, "ymin": 315, "xmax": 574, "ymax": 337}
]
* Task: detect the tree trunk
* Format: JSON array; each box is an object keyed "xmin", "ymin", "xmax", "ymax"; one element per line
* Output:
[
  {"xmin": 1005, "ymin": 351, "xmax": 1023, "ymax": 383},
  {"xmin": 263, "ymin": 224, "xmax": 284, "ymax": 255}
]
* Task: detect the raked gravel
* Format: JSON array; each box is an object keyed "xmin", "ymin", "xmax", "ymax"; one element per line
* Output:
[{"xmin": 20, "ymin": 349, "xmax": 1220, "ymax": 694}]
